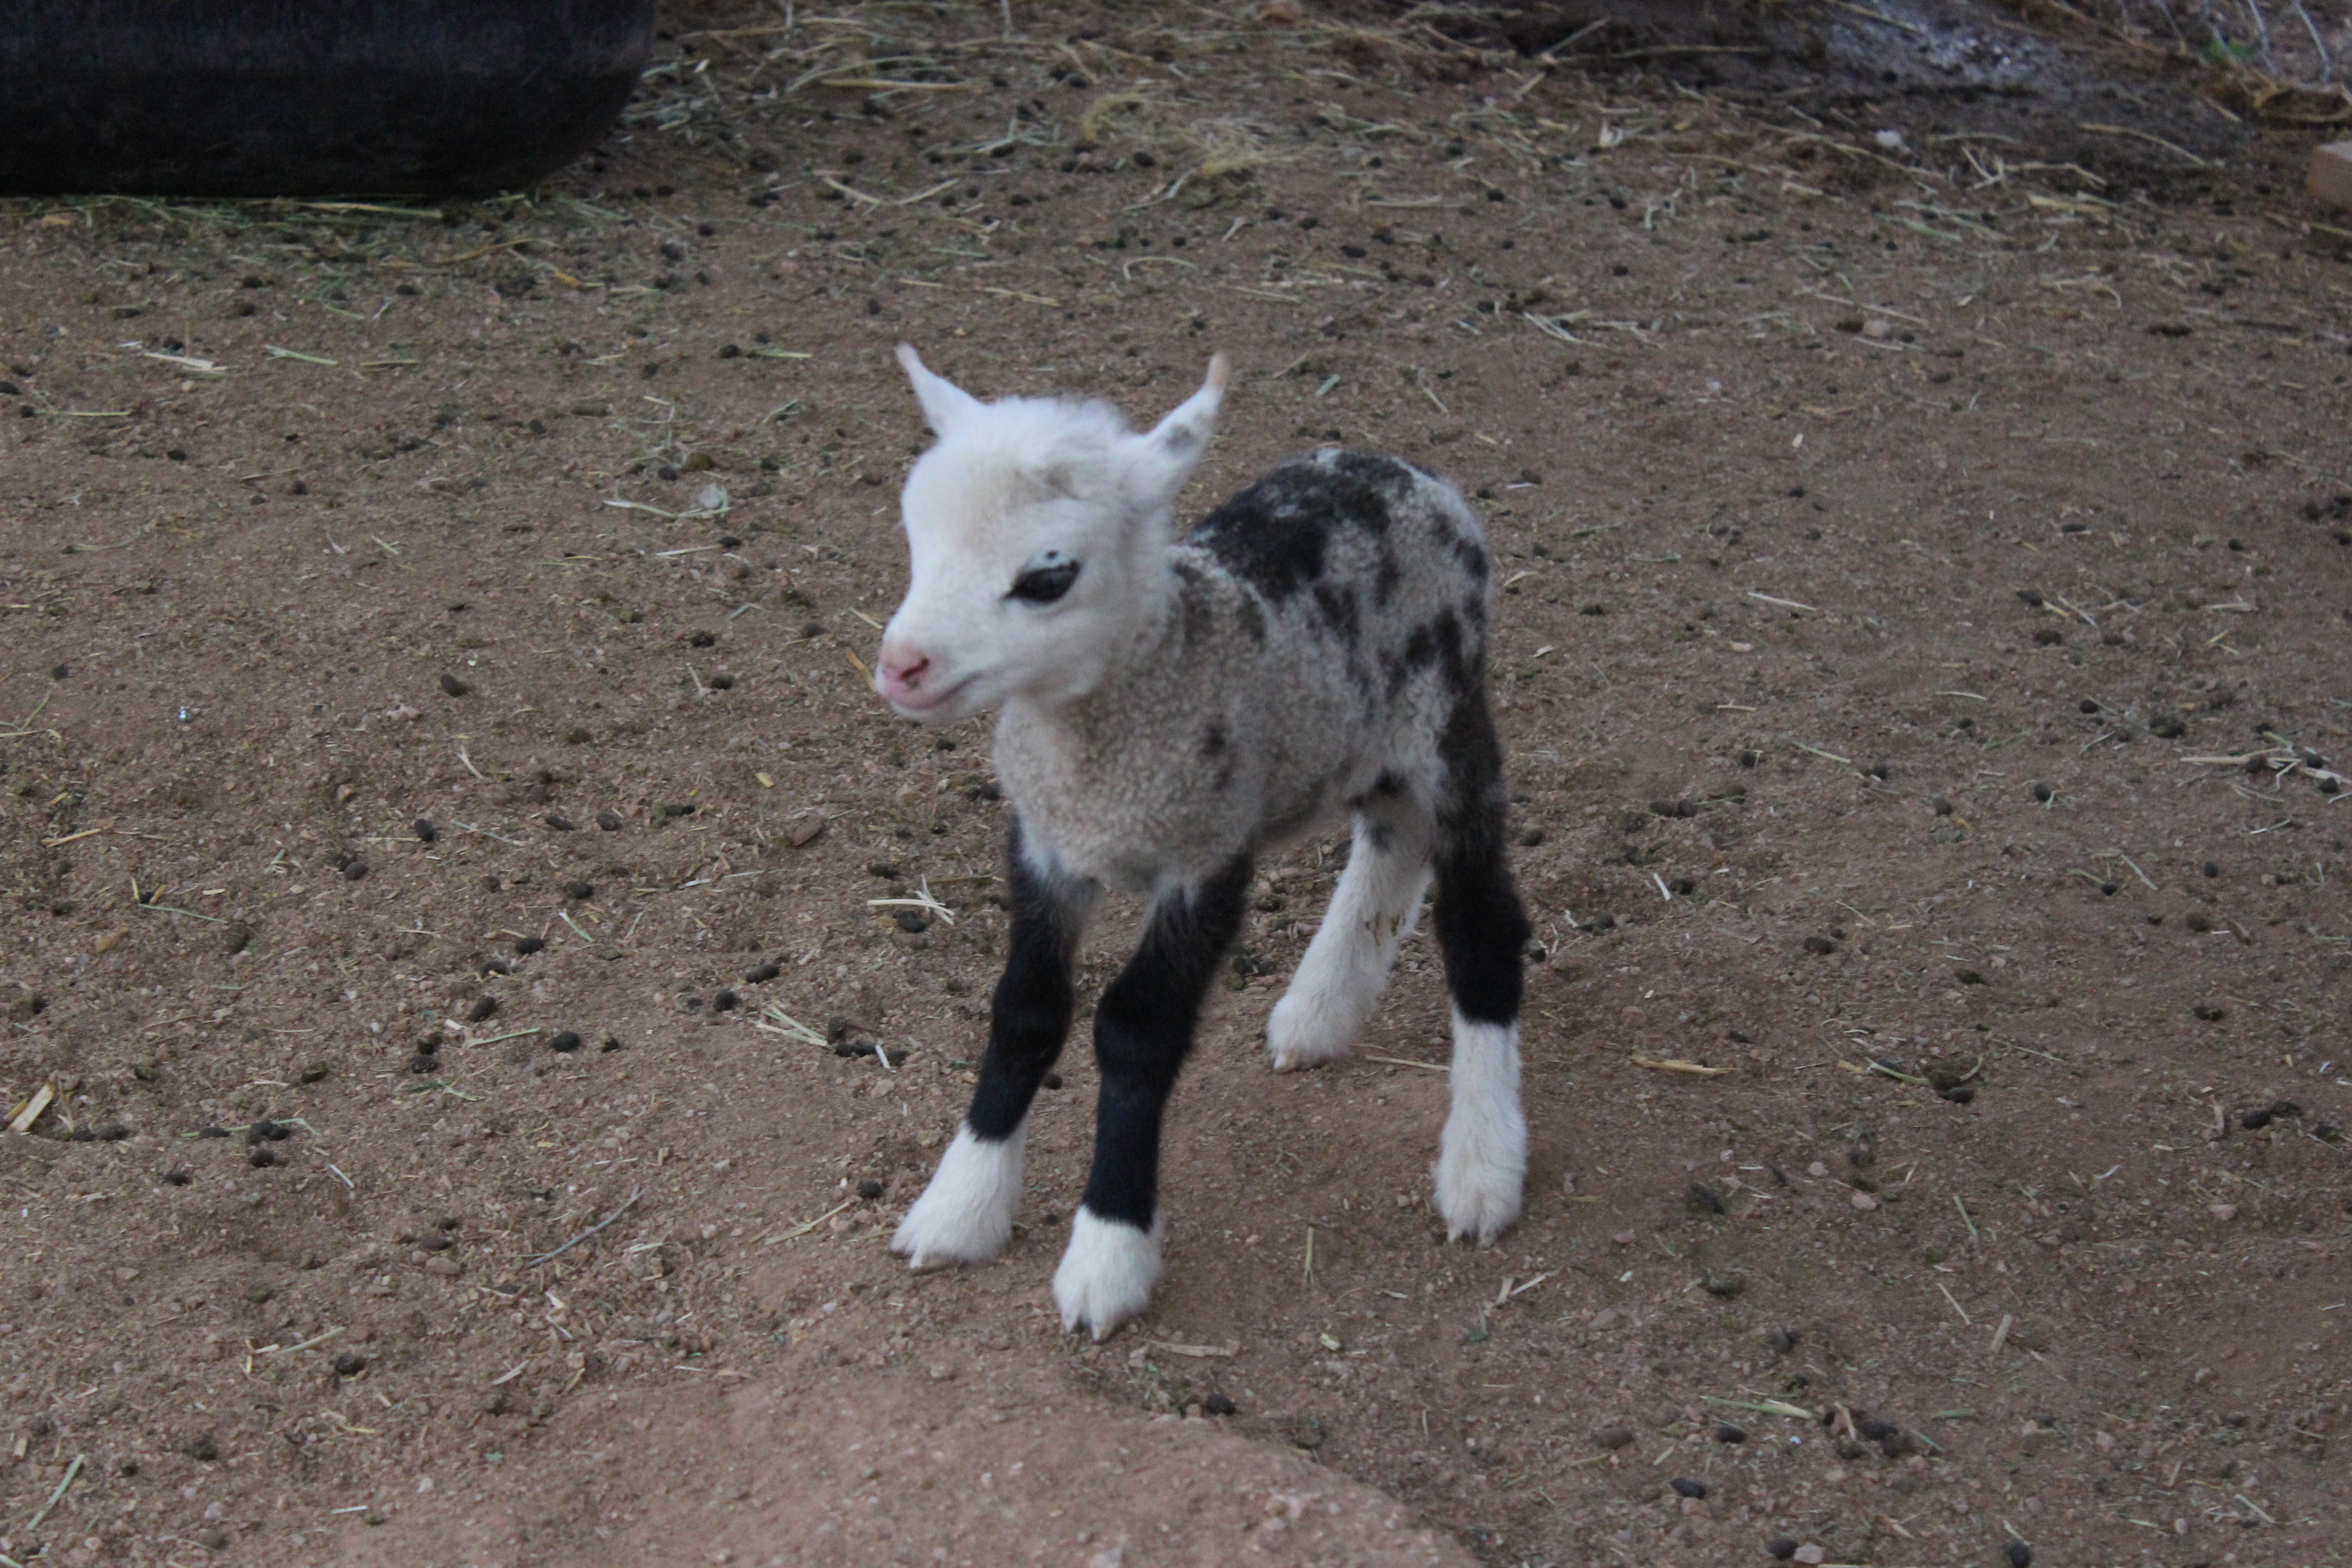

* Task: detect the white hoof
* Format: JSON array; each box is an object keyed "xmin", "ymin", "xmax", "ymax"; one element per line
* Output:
[
  {"xmin": 1433, "ymin": 1015, "xmax": 1525, "ymax": 1244},
  {"xmin": 1052, "ymin": 1208, "xmax": 1162, "ymax": 1339},
  {"xmin": 891, "ymin": 1123, "xmax": 1024, "ymax": 1269},
  {"xmin": 1266, "ymin": 986, "xmax": 1360, "ymax": 1072}
]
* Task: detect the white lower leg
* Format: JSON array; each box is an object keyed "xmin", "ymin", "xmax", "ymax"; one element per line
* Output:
[
  {"xmin": 891, "ymin": 1122, "xmax": 1026, "ymax": 1268},
  {"xmin": 1052, "ymin": 1207, "xmax": 1164, "ymax": 1339},
  {"xmin": 1433, "ymin": 1009, "xmax": 1524, "ymax": 1243},
  {"xmin": 1268, "ymin": 843, "xmax": 1430, "ymax": 1071}
]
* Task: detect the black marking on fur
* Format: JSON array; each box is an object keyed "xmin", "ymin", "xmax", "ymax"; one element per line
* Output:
[
  {"xmin": 1191, "ymin": 456, "xmax": 1396, "ymax": 603},
  {"xmin": 967, "ymin": 818, "xmax": 1088, "ymax": 1140},
  {"xmin": 1079, "ymin": 855, "xmax": 1254, "ymax": 1230},
  {"xmin": 1200, "ymin": 720, "xmax": 1229, "ymax": 760},
  {"xmin": 1450, "ymin": 532, "xmax": 1490, "ymax": 583},
  {"xmin": 1177, "ymin": 573, "xmax": 1217, "ymax": 647},
  {"xmin": 1372, "ymin": 545, "xmax": 1403, "ymax": 609},
  {"xmin": 1312, "ymin": 580, "xmax": 1362, "ymax": 646},
  {"xmin": 1235, "ymin": 591, "xmax": 1269, "ymax": 645}
]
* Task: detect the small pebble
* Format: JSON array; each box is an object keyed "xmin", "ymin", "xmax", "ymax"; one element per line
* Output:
[
  {"xmin": 414, "ymin": 818, "xmax": 439, "ymax": 843},
  {"xmin": 1669, "ymin": 1477, "xmax": 1708, "ymax": 1499},
  {"xmin": 548, "ymin": 1031, "xmax": 583, "ymax": 1054},
  {"xmin": 440, "ymin": 673, "xmax": 471, "ymax": 697}
]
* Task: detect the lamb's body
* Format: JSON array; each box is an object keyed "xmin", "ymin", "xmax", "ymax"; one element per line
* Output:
[
  {"xmin": 1000, "ymin": 450, "xmax": 1486, "ymax": 892},
  {"xmin": 873, "ymin": 348, "xmax": 1530, "ymax": 1338}
]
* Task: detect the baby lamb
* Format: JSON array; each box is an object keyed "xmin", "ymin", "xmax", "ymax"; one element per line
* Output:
[{"xmin": 874, "ymin": 345, "xmax": 1531, "ymax": 1338}]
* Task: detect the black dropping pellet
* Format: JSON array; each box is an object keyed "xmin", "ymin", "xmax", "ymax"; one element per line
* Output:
[
  {"xmin": 248, "ymin": 1148, "xmax": 276, "ymax": 1167},
  {"xmin": 894, "ymin": 910, "xmax": 930, "ymax": 934},
  {"xmin": 1802, "ymin": 934, "xmax": 1838, "ymax": 955},
  {"xmin": 197, "ymin": 1125, "xmax": 229, "ymax": 1139},
  {"xmin": 514, "ymin": 936, "xmax": 545, "ymax": 956},
  {"xmin": 162, "ymin": 1168, "xmax": 191, "ymax": 1186},
  {"xmin": 855, "ymin": 1178, "xmax": 885, "ymax": 1200},
  {"xmin": 1669, "ymin": 1477, "xmax": 1707, "ymax": 1499},
  {"xmin": 2030, "ymin": 781, "xmax": 2053, "ymax": 802},
  {"xmin": 1043, "ymin": 1071, "xmax": 1064, "ymax": 1090},
  {"xmin": 298, "ymin": 1063, "xmax": 330, "ymax": 1084},
  {"xmin": 1764, "ymin": 1327, "xmax": 1798, "ymax": 1354},
  {"xmin": 1687, "ymin": 1183, "xmax": 1727, "ymax": 1216},
  {"xmin": 2202, "ymin": 859, "xmax": 2220, "ymax": 877},
  {"xmin": 662, "ymin": 802, "xmax": 696, "ymax": 818},
  {"xmin": 597, "ymin": 809, "xmax": 624, "ymax": 831},
  {"xmin": 1930, "ymin": 796, "xmax": 1953, "ymax": 815},
  {"xmin": 2241, "ymin": 1108, "xmax": 2272, "ymax": 1130},
  {"xmin": 332, "ymin": 1352, "xmax": 367, "ymax": 1377},
  {"xmin": 2006, "ymin": 1542, "xmax": 2032, "ymax": 1568},
  {"xmin": 342, "ymin": 858, "xmax": 368, "ymax": 881},
  {"xmin": 1715, "ymin": 1422, "xmax": 1747, "ymax": 1443},
  {"xmin": 689, "ymin": 629, "xmax": 716, "ymax": 647},
  {"xmin": 1202, "ymin": 1393, "xmax": 1237, "ymax": 1416},
  {"xmin": 409, "ymin": 1053, "xmax": 438, "ymax": 1073},
  {"xmin": 708, "ymin": 673, "xmax": 735, "ymax": 691},
  {"xmin": 544, "ymin": 813, "xmax": 576, "ymax": 832},
  {"xmin": 563, "ymin": 880, "xmax": 595, "ymax": 900},
  {"xmin": 414, "ymin": 818, "xmax": 439, "ymax": 843},
  {"xmin": 467, "ymin": 996, "xmax": 499, "ymax": 1023},
  {"xmin": 1765, "ymin": 1537, "xmax": 1798, "ymax": 1561},
  {"xmin": 600, "ymin": 1035, "xmax": 625, "ymax": 1052},
  {"xmin": 712, "ymin": 988, "xmax": 740, "ymax": 1012},
  {"xmin": 548, "ymin": 1031, "xmax": 583, "ymax": 1054},
  {"xmin": 745, "ymin": 962, "xmax": 781, "ymax": 984},
  {"xmin": 440, "ymin": 673, "xmax": 471, "ymax": 697}
]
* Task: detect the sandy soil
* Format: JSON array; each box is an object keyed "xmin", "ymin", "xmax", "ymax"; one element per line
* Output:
[{"xmin": 3, "ymin": 3, "xmax": 2351, "ymax": 1565}]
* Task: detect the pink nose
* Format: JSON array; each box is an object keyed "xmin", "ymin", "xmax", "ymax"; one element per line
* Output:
[{"xmin": 877, "ymin": 644, "xmax": 931, "ymax": 704}]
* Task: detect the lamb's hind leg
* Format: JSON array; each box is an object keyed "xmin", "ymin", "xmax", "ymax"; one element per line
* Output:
[
  {"xmin": 1428, "ymin": 700, "xmax": 1532, "ymax": 1244},
  {"xmin": 1266, "ymin": 784, "xmax": 1433, "ymax": 1072},
  {"xmin": 893, "ymin": 821, "xmax": 1095, "ymax": 1269}
]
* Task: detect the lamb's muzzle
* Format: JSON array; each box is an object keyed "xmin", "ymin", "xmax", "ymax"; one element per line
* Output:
[{"xmin": 875, "ymin": 345, "xmax": 1532, "ymax": 1337}]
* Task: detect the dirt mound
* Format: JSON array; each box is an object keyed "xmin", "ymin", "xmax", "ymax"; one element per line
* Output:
[{"xmin": 330, "ymin": 1365, "xmax": 1472, "ymax": 1568}]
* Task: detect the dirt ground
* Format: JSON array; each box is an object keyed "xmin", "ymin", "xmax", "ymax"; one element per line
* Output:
[{"xmin": 4, "ymin": 2, "xmax": 2352, "ymax": 1565}]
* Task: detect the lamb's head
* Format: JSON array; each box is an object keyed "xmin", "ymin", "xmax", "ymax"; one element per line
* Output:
[{"xmin": 875, "ymin": 345, "xmax": 1229, "ymax": 724}]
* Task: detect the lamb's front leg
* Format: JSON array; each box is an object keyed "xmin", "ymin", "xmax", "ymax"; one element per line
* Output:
[
  {"xmin": 1054, "ymin": 855, "xmax": 1253, "ymax": 1338},
  {"xmin": 893, "ymin": 826, "xmax": 1095, "ymax": 1269}
]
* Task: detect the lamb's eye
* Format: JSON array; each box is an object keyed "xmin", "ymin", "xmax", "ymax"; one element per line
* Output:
[{"xmin": 1008, "ymin": 551, "xmax": 1080, "ymax": 605}]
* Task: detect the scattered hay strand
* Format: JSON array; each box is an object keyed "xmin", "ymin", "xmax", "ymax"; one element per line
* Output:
[
  {"xmin": 518, "ymin": 1186, "xmax": 642, "ymax": 1267},
  {"xmin": 1631, "ymin": 1055, "xmax": 1731, "ymax": 1077}
]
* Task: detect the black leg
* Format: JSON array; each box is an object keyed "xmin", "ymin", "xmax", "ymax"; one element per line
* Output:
[
  {"xmin": 967, "ymin": 818, "xmax": 1096, "ymax": 1141},
  {"xmin": 1078, "ymin": 854, "xmax": 1254, "ymax": 1232},
  {"xmin": 1430, "ymin": 693, "xmax": 1529, "ymax": 1022},
  {"xmin": 1428, "ymin": 691, "xmax": 1532, "ymax": 1244}
]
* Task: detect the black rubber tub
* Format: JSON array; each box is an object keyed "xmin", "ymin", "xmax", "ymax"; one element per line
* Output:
[{"xmin": 0, "ymin": 0, "xmax": 655, "ymax": 196}]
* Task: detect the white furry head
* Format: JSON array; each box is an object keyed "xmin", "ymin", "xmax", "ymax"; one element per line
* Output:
[{"xmin": 874, "ymin": 345, "xmax": 1230, "ymax": 725}]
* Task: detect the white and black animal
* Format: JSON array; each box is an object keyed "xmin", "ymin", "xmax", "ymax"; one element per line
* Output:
[{"xmin": 873, "ymin": 345, "xmax": 1530, "ymax": 1338}]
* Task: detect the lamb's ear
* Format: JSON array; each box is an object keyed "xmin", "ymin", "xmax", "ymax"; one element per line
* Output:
[
  {"xmin": 1124, "ymin": 353, "xmax": 1230, "ymax": 508},
  {"xmin": 897, "ymin": 343, "xmax": 984, "ymax": 436}
]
